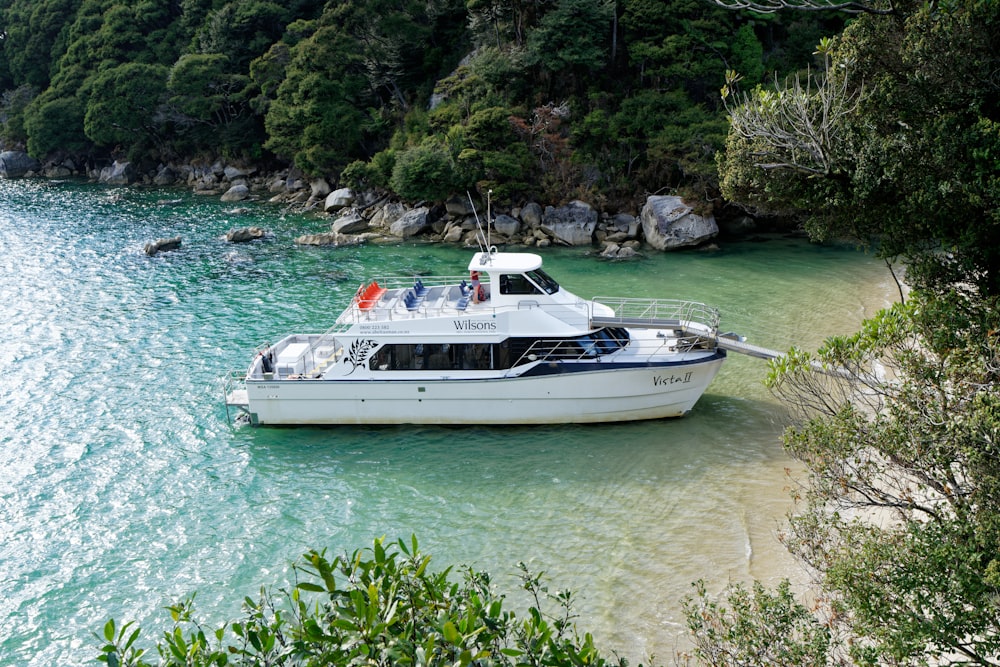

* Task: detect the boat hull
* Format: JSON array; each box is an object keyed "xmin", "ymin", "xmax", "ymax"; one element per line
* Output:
[{"xmin": 242, "ymin": 353, "xmax": 725, "ymax": 425}]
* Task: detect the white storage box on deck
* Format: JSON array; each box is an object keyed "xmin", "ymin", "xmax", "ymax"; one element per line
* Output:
[{"xmin": 276, "ymin": 342, "xmax": 310, "ymax": 376}]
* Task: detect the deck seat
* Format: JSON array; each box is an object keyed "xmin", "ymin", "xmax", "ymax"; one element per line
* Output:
[
  {"xmin": 404, "ymin": 290, "xmax": 421, "ymax": 311},
  {"xmin": 356, "ymin": 281, "xmax": 387, "ymax": 310}
]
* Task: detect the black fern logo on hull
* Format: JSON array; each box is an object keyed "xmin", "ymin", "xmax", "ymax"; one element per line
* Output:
[{"xmin": 346, "ymin": 339, "xmax": 378, "ymax": 375}]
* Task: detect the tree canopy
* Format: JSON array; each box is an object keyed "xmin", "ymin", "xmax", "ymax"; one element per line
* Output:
[
  {"xmin": 718, "ymin": 0, "xmax": 1000, "ymax": 296},
  {"xmin": 0, "ymin": 0, "xmax": 836, "ymax": 208}
]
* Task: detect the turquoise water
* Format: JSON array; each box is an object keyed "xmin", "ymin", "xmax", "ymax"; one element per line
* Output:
[{"xmin": 0, "ymin": 179, "xmax": 896, "ymax": 665}]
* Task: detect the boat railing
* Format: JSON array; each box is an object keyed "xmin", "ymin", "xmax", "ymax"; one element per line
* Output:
[
  {"xmin": 369, "ymin": 274, "xmax": 469, "ymax": 289},
  {"xmin": 591, "ymin": 297, "xmax": 720, "ymax": 337},
  {"xmin": 510, "ymin": 339, "xmax": 616, "ymax": 367},
  {"xmin": 224, "ymin": 368, "xmax": 247, "ymax": 390},
  {"xmin": 222, "ymin": 369, "xmax": 250, "ymax": 424}
]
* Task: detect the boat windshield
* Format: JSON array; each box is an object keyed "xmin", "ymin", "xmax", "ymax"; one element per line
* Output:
[
  {"xmin": 526, "ymin": 268, "xmax": 559, "ymax": 294},
  {"xmin": 498, "ymin": 268, "xmax": 559, "ymax": 296}
]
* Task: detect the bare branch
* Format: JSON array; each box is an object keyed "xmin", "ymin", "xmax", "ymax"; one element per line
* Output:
[
  {"xmin": 711, "ymin": 0, "xmax": 894, "ymax": 15},
  {"xmin": 723, "ymin": 54, "xmax": 863, "ymax": 178}
]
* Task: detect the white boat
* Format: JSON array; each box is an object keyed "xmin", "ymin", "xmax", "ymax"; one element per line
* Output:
[{"xmin": 224, "ymin": 249, "xmax": 729, "ymax": 425}]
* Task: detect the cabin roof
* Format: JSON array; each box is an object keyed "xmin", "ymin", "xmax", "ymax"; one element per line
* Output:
[{"xmin": 468, "ymin": 251, "xmax": 542, "ymax": 273}]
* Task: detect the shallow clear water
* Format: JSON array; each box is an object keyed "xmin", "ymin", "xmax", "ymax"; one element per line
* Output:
[{"xmin": 0, "ymin": 179, "xmax": 896, "ymax": 664}]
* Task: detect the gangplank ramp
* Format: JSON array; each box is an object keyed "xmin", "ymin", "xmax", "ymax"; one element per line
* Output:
[{"xmin": 713, "ymin": 335, "xmax": 784, "ymax": 360}]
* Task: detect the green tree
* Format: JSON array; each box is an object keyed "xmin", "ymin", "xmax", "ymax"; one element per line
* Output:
[
  {"xmin": 390, "ymin": 136, "xmax": 462, "ymax": 201},
  {"xmin": 684, "ymin": 579, "xmax": 838, "ymax": 666},
  {"xmin": 0, "ymin": 84, "xmax": 36, "ymax": 147},
  {"xmin": 82, "ymin": 62, "xmax": 169, "ymax": 155},
  {"xmin": 620, "ymin": 0, "xmax": 738, "ymax": 104},
  {"xmin": 23, "ymin": 82, "xmax": 89, "ymax": 157},
  {"xmin": 166, "ymin": 53, "xmax": 260, "ymax": 156},
  {"xmin": 763, "ymin": 291, "xmax": 1000, "ymax": 665},
  {"xmin": 97, "ymin": 536, "xmax": 633, "ymax": 667},
  {"xmin": 1, "ymin": 0, "xmax": 82, "ymax": 90},
  {"xmin": 718, "ymin": 0, "xmax": 1000, "ymax": 296},
  {"xmin": 525, "ymin": 0, "xmax": 615, "ymax": 94},
  {"xmin": 192, "ymin": 1, "xmax": 290, "ymax": 71},
  {"xmin": 729, "ymin": 23, "xmax": 763, "ymax": 84},
  {"xmin": 263, "ymin": 23, "xmax": 370, "ymax": 175},
  {"xmin": 263, "ymin": 0, "xmax": 468, "ymax": 178}
]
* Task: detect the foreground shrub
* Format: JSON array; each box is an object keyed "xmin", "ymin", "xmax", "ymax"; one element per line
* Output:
[{"xmin": 97, "ymin": 536, "xmax": 636, "ymax": 667}]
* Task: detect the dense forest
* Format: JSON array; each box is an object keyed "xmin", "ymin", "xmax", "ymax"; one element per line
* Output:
[{"xmin": 0, "ymin": 0, "xmax": 842, "ymax": 212}]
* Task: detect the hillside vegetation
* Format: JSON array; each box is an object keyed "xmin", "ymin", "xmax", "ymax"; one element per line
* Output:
[{"xmin": 0, "ymin": 0, "xmax": 839, "ymax": 211}]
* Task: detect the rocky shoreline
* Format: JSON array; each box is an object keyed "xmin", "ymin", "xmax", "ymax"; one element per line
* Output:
[{"xmin": 1, "ymin": 150, "xmax": 777, "ymax": 258}]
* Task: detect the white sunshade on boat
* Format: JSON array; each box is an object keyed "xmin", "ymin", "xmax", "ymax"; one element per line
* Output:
[{"xmin": 469, "ymin": 251, "xmax": 543, "ymax": 273}]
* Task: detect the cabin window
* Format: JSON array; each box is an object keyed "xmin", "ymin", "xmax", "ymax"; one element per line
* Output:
[
  {"xmin": 499, "ymin": 274, "xmax": 541, "ymax": 295},
  {"xmin": 366, "ymin": 331, "xmax": 627, "ymax": 372},
  {"xmin": 369, "ymin": 343, "xmax": 493, "ymax": 371}
]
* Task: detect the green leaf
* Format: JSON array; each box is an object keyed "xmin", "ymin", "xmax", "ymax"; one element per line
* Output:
[{"xmin": 296, "ymin": 582, "xmax": 326, "ymax": 593}]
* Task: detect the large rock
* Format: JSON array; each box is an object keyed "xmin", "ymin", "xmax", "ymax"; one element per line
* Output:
[
  {"xmin": 541, "ymin": 200, "xmax": 597, "ymax": 246},
  {"xmin": 640, "ymin": 195, "xmax": 718, "ymax": 250},
  {"xmin": 310, "ymin": 178, "xmax": 331, "ymax": 198},
  {"xmin": 221, "ymin": 183, "xmax": 250, "ymax": 202},
  {"xmin": 445, "ymin": 195, "xmax": 476, "ymax": 217},
  {"xmin": 43, "ymin": 165, "xmax": 72, "ymax": 178},
  {"xmin": 332, "ymin": 210, "xmax": 369, "ymax": 234},
  {"xmin": 443, "ymin": 223, "xmax": 464, "ymax": 243},
  {"xmin": 0, "ymin": 151, "xmax": 41, "ymax": 179},
  {"xmin": 153, "ymin": 165, "xmax": 178, "ymax": 185},
  {"xmin": 493, "ymin": 214, "xmax": 521, "ymax": 238},
  {"xmin": 99, "ymin": 160, "xmax": 138, "ymax": 185},
  {"xmin": 520, "ymin": 201, "xmax": 543, "ymax": 227},
  {"xmin": 324, "ymin": 187, "xmax": 355, "ymax": 212},
  {"xmin": 389, "ymin": 206, "xmax": 429, "ymax": 238},
  {"xmin": 224, "ymin": 165, "xmax": 254, "ymax": 181},
  {"xmin": 369, "ymin": 201, "xmax": 407, "ymax": 229},
  {"xmin": 296, "ymin": 232, "xmax": 338, "ymax": 246},
  {"xmin": 226, "ymin": 226, "xmax": 266, "ymax": 243},
  {"xmin": 144, "ymin": 236, "xmax": 182, "ymax": 256}
]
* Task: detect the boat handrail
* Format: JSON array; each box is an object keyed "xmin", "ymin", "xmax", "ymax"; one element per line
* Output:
[
  {"xmin": 591, "ymin": 297, "xmax": 720, "ymax": 336},
  {"xmin": 224, "ymin": 368, "xmax": 247, "ymax": 388},
  {"xmin": 366, "ymin": 274, "xmax": 470, "ymax": 289},
  {"xmin": 336, "ymin": 299, "xmax": 594, "ymax": 328},
  {"xmin": 508, "ymin": 330, "xmax": 711, "ymax": 368}
]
